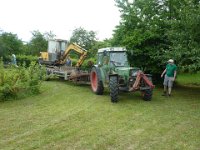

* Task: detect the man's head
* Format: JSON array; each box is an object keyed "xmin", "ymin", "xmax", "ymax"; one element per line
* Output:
[{"xmin": 168, "ymin": 59, "xmax": 174, "ymax": 64}]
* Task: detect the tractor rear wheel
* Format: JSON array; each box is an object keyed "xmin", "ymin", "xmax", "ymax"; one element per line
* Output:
[
  {"xmin": 90, "ymin": 67, "xmax": 104, "ymax": 95},
  {"xmin": 109, "ymin": 76, "xmax": 119, "ymax": 103},
  {"xmin": 142, "ymin": 89, "xmax": 152, "ymax": 101}
]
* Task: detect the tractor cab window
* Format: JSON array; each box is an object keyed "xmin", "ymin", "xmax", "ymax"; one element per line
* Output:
[
  {"xmin": 97, "ymin": 53, "xmax": 103, "ymax": 65},
  {"xmin": 97, "ymin": 51, "xmax": 110, "ymax": 66},
  {"xmin": 110, "ymin": 52, "xmax": 128, "ymax": 67}
]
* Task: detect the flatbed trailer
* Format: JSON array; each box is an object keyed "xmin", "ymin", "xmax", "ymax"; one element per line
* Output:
[{"xmin": 46, "ymin": 65, "xmax": 90, "ymax": 84}]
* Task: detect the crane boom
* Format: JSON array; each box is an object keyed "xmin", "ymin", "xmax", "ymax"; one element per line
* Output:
[
  {"xmin": 60, "ymin": 43, "xmax": 87, "ymax": 67},
  {"xmin": 39, "ymin": 40, "xmax": 88, "ymax": 67}
]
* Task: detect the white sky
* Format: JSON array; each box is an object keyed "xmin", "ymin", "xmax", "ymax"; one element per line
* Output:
[{"xmin": 0, "ymin": 0, "xmax": 121, "ymax": 42}]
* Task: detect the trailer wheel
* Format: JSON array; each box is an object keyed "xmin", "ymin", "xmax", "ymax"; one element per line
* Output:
[
  {"xmin": 109, "ymin": 76, "xmax": 119, "ymax": 103},
  {"xmin": 142, "ymin": 89, "xmax": 152, "ymax": 101},
  {"xmin": 90, "ymin": 67, "xmax": 104, "ymax": 95}
]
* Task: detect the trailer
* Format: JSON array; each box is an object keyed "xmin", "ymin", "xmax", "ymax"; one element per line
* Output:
[{"xmin": 39, "ymin": 39, "xmax": 90, "ymax": 84}]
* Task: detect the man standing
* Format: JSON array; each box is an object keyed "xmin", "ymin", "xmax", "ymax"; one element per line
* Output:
[
  {"xmin": 11, "ymin": 54, "xmax": 17, "ymax": 66},
  {"xmin": 66, "ymin": 56, "xmax": 72, "ymax": 66},
  {"xmin": 161, "ymin": 59, "xmax": 177, "ymax": 96}
]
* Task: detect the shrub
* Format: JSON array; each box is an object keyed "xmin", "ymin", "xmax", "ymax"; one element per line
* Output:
[
  {"xmin": 16, "ymin": 55, "xmax": 38, "ymax": 67},
  {"xmin": 81, "ymin": 57, "xmax": 96, "ymax": 70},
  {"xmin": 71, "ymin": 57, "xmax": 96, "ymax": 70},
  {"xmin": 0, "ymin": 59, "xmax": 46, "ymax": 101}
]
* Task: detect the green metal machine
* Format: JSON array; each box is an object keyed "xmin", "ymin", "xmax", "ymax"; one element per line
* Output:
[{"xmin": 90, "ymin": 47, "xmax": 155, "ymax": 103}]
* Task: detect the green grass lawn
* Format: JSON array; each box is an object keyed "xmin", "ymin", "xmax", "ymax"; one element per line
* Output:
[
  {"xmin": 176, "ymin": 72, "xmax": 200, "ymax": 86},
  {"xmin": 0, "ymin": 80, "xmax": 200, "ymax": 150}
]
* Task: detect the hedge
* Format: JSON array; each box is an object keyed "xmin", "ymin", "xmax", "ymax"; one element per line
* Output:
[{"xmin": 16, "ymin": 55, "xmax": 38, "ymax": 66}]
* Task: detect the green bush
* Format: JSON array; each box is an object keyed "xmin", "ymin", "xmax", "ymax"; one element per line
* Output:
[
  {"xmin": 2, "ymin": 55, "xmax": 11, "ymax": 64},
  {"xmin": 16, "ymin": 55, "xmax": 38, "ymax": 67},
  {"xmin": 71, "ymin": 58, "xmax": 78, "ymax": 66},
  {"xmin": 81, "ymin": 57, "xmax": 96, "ymax": 70},
  {"xmin": 0, "ymin": 59, "xmax": 46, "ymax": 101},
  {"xmin": 71, "ymin": 57, "xmax": 96, "ymax": 70}
]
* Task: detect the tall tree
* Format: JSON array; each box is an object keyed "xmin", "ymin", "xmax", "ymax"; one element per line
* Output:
[
  {"xmin": 113, "ymin": 0, "xmax": 200, "ymax": 73},
  {"xmin": 0, "ymin": 31, "xmax": 23, "ymax": 58},
  {"xmin": 166, "ymin": 0, "xmax": 200, "ymax": 72},
  {"xmin": 28, "ymin": 30, "xmax": 48, "ymax": 55},
  {"xmin": 44, "ymin": 30, "xmax": 56, "ymax": 40},
  {"xmin": 88, "ymin": 38, "xmax": 113, "ymax": 58},
  {"xmin": 70, "ymin": 27, "xmax": 97, "ymax": 50},
  {"xmin": 114, "ymin": 0, "xmax": 169, "ymax": 73}
]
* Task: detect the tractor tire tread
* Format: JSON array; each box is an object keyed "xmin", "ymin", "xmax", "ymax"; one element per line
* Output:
[
  {"xmin": 143, "ymin": 89, "xmax": 152, "ymax": 101},
  {"xmin": 109, "ymin": 76, "xmax": 119, "ymax": 103}
]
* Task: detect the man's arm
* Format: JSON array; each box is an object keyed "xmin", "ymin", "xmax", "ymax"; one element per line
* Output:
[
  {"xmin": 173, "ymin": 71, "xmax": 177, "ymax": 81},
  {"xmin": 161, "ymin": 69, "xmax": 166, "ymax": 78}
]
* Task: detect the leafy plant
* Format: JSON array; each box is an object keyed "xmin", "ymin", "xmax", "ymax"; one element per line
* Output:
[
  {"xmin": 0, "ymin": 59, "xmax": 46, "ymax": 101},
  {"xmin": 113, "ymin": 0, "xmax": 200, "ymax": 73}
]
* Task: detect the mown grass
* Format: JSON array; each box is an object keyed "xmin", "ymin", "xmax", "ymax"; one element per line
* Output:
[
  {"xmin": 0, "ymin": 80, "xmax": 200, "ymax": 150},
  {"xmin": 176, "ymin": 72, "xmax": 200, "ymax": 86}
]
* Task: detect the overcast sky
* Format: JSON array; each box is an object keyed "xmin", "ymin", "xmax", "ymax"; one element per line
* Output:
[{"xmin": 0, "ymin": 0, "xmax": 121, "ymax": 42}]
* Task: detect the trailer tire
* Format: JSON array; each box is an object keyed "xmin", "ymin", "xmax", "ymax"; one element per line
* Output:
[
  {"xmin": 142, "ymin": 89, "xmax": 152, "ymax": 101},
  {"xmin": 109, "ymin": 76, "xmax": 119, "ymax": 103},
  {"xmin": 90, "ymin": 67, "xmax": 104, "ymax": 95}
]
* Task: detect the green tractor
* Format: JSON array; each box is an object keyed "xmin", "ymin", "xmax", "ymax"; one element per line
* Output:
[{"xmin": 90, "ymin": 47, "xmax": 155, "ymax": 103}]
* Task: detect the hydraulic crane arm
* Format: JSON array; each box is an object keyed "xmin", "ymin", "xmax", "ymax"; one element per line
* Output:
[
  {"xmin": 60, "ymin": 43, "xmax": 87, "ymax": 67},
  {"xmin": 129, "ymin": 71, "xmax": 155, "ymax": 91}
]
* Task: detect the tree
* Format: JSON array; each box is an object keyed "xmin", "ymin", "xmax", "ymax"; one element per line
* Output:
[
  {"xmin": 27, "ymin": 30, "xmax": 48, "ymax": 55},
  {"xmin": 113, "ymin": 0, "xmax": 200, "ymax": 73},
  {"xmin": 0, "ymin": 31, "xmax": 23, "ymax": 59},
  {"xmin": 88, "ymin": 39, "xmax": 113, "ymax": 58},
  {"xmin": 166, "ymin": 0, "xmax": 200, "ymax": 72},
  {"xmin": 70, "ymin": 27, "xmax": 97, "ymax": 50},
  {"xmin": 44, "ymin": 30, "xmax": 56, "ymax": 40},
  {"xmin": 113, "ymin": 0, "xmax": 170, "ymax": 73}
]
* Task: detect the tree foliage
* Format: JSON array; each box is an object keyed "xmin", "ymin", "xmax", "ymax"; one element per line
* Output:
[
  {"xmin": 0, "ymin": 60, "xmax": 46, "ymax": 100},
  {"xmin": 88, "ymin": 38, "xmax": 113, "ymax": 58},
  {"xmin": 27, "ymin": 30, "xmax": 48, "ymax": 55},
  {"xmin": 70, "ymin": 27, "xmax": 97, "ymax": 50},
  {"xmin": 167, "ymin": 0, "xmax": 200, "ymax": 72},
  {"xmin": 113, "ymin": 0, "xmax": 200, "ymax": 73},
  {"xmin": 0, "ymin": 31, "xmax": 23, "ymax": 59}
]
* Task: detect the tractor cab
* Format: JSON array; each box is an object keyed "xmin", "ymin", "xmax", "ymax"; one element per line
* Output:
[
  {"xmin": 47, "ymin": 39, "xmax": 68, "ymax": 62},
  {"xmin": 40, "ymin": 39, "xmax": 68, "ymax": 63},
  {"xmin": 97, "ymin": 47, "xmax": 129, "ymax": 67}
]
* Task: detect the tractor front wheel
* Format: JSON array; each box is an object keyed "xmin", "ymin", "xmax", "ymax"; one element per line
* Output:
[
  {"xmin": 90, "ymin": 67, "xmax": 104, "ymax": 95},
  {"xmin": 142, "ymin": 89, "xmax": 152, "ymax": 101},
  {"xmin": 109, "ymin": 76, "xmax": 119, "ymax": 103}
]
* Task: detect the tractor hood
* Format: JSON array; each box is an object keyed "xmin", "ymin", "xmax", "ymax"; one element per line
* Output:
[
  {"xmin": 114, "ymin": 67, "xmax": 140, "ymax": 78},
  {"xmin": 114, "ymin": 67, "xmax": 132, "ymax": 78}
]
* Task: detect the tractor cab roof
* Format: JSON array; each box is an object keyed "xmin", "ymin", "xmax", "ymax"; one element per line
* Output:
[
  {"xmin": 98, "ymin": 47, "xmax": 126, "ymax": 53},
  {"xmin": 48, "ymin": 39, "xmax": 68, "ymax": 42}
]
